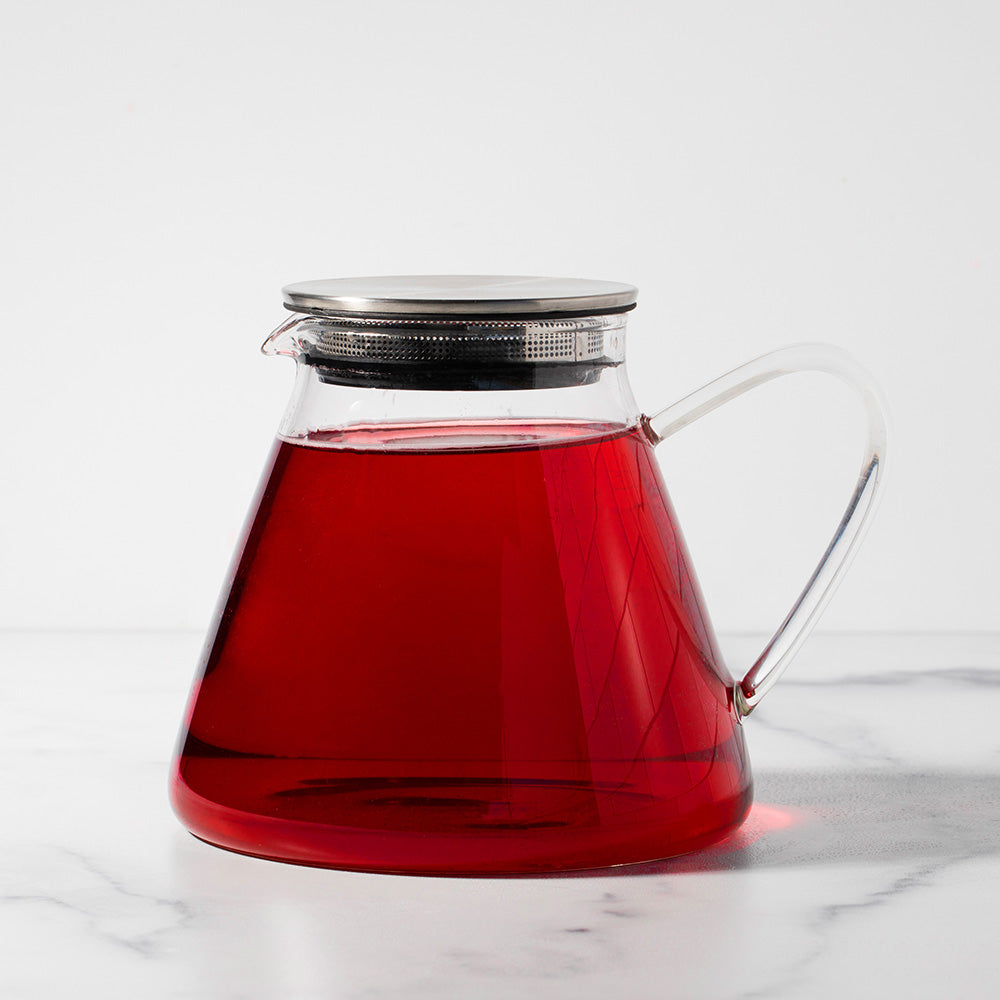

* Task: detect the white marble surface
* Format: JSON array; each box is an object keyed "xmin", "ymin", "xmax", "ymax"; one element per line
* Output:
[{"xmin": 3, "ymin": 631, "xmax": 999, "ymax": 999}]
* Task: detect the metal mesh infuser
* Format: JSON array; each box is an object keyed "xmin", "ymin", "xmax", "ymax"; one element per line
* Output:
[{"xmin": 275, "ymin": 275, "xmax": 638, "ymax": 390}]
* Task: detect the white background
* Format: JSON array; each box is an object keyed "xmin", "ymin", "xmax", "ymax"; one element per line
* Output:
[{"xmin": 1, "ymin": 0, "xmax": 997, "ymax": 635}]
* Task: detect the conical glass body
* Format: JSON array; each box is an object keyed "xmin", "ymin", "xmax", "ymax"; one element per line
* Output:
[{"xmin": 170, "ymin": 364, "xmax": 751, "ymax": 874}]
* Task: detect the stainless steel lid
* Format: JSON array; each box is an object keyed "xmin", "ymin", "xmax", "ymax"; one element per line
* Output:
[{"xmin": 282, "ymin": 275, "xmax": 638, "ymax": 320}]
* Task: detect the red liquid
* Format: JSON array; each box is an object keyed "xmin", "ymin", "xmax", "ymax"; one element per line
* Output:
[{"xmin": 171, "ymin": 423, "xmax": 751, "ymax": 874}]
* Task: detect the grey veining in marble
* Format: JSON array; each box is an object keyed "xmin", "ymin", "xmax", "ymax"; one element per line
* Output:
[{"xmin": 1, "ymin": 632, "xmax": 998, "ymax": 999}]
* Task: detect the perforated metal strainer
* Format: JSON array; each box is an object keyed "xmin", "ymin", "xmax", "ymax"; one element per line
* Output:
[{"xmin": 276, "ymin": 275, "xmax": 637, "ymax": 390}]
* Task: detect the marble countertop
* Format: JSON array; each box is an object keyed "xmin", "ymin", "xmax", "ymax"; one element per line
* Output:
[{"xmin": 3, "ymin": 631, "xmax": 998, "ymax": 999}]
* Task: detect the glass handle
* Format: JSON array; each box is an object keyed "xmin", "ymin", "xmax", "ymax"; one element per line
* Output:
[{"xmin": 642, "ymin": 344, "xmax": 888, "ymax": 718}]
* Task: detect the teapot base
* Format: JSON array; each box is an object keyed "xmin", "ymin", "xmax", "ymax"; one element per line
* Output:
[{"xmin": 170, "ymin": 768, "xmax": 752, "ymax": 876}]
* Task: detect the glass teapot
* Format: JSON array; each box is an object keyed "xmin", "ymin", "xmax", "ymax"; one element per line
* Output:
[{"xmin": 170, "ymin": 276, "xmax": 886, "ymax": 875}]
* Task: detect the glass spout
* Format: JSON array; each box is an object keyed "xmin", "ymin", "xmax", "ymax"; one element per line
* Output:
[{"xmin": 261, "ymin": 315, "xmax": 308, "ymax": 360}]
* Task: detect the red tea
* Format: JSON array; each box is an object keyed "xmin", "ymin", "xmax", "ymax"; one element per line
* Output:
[{"xmin": 171, "ymin": 423, "xmax": 751, "ymax": 873}]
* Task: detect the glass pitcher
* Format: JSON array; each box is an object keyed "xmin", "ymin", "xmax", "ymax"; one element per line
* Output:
[{"xmin": 170, "ymin": 276, "xmax": 886, "ymax": 875}]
